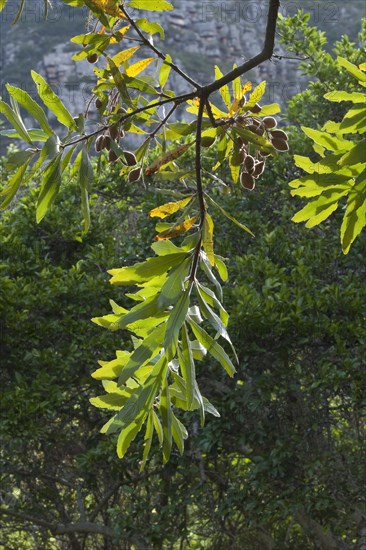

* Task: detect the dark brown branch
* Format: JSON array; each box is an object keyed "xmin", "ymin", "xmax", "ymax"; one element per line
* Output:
[
  {"xmin": 202, "ymin": 0, "xmax": 280, "ymax": 95},
  {"xmin": 120, "ymin": 5, "xmax": 200, "ymax": 89},
  {"xmin": 0, "ymin": 508, "xmax": 115, "ymax": 538}
]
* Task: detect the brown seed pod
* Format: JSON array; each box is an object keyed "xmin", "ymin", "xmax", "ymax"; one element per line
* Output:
[
  {"xmin": 239, "ymin": 148, "xmax": 247, "ymax": 163},
  {"xmin": 95, "ymin": 135, "xmax": 105, "ymax": 152},
  {"xmin": 104, "ymin": 135, "xmax": 111, "ymax": 151},
  {"xmin": 254, "ymin": 126, "xmax": 265, "ymax": 136},
  {"xmin": 128, "ymin": 167, "xmax": 142, "ymax": 183},
  {"xmin": 123, "ymin": 150, "xmax": 137, "ymax": 166},
  {"xmin": 87, "ymin": 53, "xmax": 99, "ymax": 64},
  {"xmin": 253, "ymin": 160, "xmax": 265, "ymax": 178},
  {"xmin": 246, "ymin": 124, "xmax": 258, "ymax": 133},
  {"xmin": 244, "ymin": 155, "xmax": 255, "ymax": 174},
  {"xmin": 263, "ymin": 116, "xmax": 277, "ymax": 129},
  {"xmin": 270, "ymin": 129, "xmax": 288, "ymax": 141},
  {"xmin": 240, "ymin": 172, "xmax": 255, "ymax": 190},
  {"xmin": 250, "ymin": 103, "xmax": 261, "ymax": 114},
  {"xmin": 237, "ymin": 136, "xmax": 248, "ymax": 147},
  {"xmin": 272, "ymin": 137, "xmax": 289, "ymax": 151},
  {"xmin": 236, "ymin": 115, "xmax": 246, "ymax": 124},
  {"xmin": 108, "ymin": 150, "xmax": 118, "ymax": 163},
  {"xmin": 95, "ymin": 98, "xmax": 103, "ymax": 109},
  {"xmin": 200, "ymin": 136, "xmax": 216, "ymax": 148},
  {"xmin": 109, "ymin": 124, "xmax": 119, "ymax": 141}
]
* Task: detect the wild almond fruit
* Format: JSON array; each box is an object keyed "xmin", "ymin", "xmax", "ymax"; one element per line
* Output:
[
  {"xmin": 244, "ymin": 155, "xmax": 255, "ymax": 174},
  {"xmin": 253, "ymin": 161, "xmax": 265, "ymax": 178},
  {"xmin": 87, "ymin": 53, "xmax": 99, "ymax": 64},
  {"xmin": 109, "ymin": 125, "xmax": 119, "ymax": 141},
  {"xmin": 128, "ymin": 167, "xmax": 142, "ymax": 183},
  {"xmin": 270, "ymin": 129, "xmax": 288, "ymax": 141},
  {"xmin": 123, "ymin": 150, "xmax": 137, "ymax": 166},
  {"xmin": 95, "ymin": 135, "xmax": 105, "ymax": 152},
  {"xmin": 108, "ymin": 150, "xmax": 118, "ymax": 163},
  {"xmin": 240, "ymin": 172, "xmax": 255, "ymax": 190},
  {"xmin": 263, "ymin": 116, "xmax": 277, "ymax": 129},
  {"xmin": 272, "ymin": 137, "xmax": 289, "ymax": 151}
]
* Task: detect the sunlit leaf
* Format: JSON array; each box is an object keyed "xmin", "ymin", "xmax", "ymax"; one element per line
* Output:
[{"xmin": 149, "ymin": 196, "xmax": 193, "ymax": 219}]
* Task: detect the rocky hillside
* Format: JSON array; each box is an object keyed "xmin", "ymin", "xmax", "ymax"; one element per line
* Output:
[{"xmin": 0, "ymin": 0, "xmax": 364, "ymax": 121}]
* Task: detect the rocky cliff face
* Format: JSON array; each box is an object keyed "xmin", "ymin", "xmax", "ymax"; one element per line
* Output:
[{"xmin": 0, "ymin": 0, "xmax": 364, "ymax": 123}]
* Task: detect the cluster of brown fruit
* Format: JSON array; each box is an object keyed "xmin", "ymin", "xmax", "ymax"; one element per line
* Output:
[
  {"xmin": 94, "ymin": 122, "xmax": 142, "ymax": 182},
  {"xmin": 236, "ymin": 112, "xmax": 289, "ymax": 191}
]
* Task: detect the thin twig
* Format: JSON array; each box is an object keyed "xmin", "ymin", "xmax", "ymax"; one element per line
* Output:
[{"xmin": 120, "ymin": 5, "xmax": 200, "ymax": 90}]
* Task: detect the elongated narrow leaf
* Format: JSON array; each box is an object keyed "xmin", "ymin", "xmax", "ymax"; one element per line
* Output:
[
  {"xmin": 156, "ymin": 217, "xmax": 198, "ymax": 241},
  {"xmin": 207, "ymin": 195, "xmax": 254, "ymax": 236},
  {"xmin": 159, "ymin": 54, "xmax": 172, "ymax": 89},
  {"xmin": 0, "ymin": 100, "xmax": 32, "ymax": 144},
  {"xmin": 215, "ymin": 65, "xmax": 231, "ymax": 109},
  {"xmin": 80, "ymin": 147, "xmax": 93, "ymax": 232},
  {"xmin": 339, "ymin": 139, "xmax": 366, "ymax": 166},
  {"xmin": 172, "ymin": 413, "xmax": 188, "ymax": 455},
  {"xmin": 164, "ymin": 288, "xmax": 190, "ymax": 359},
  {"xmin": 118, "ymin": 323, "xmax": 166, "ymax": 385},
  {"xmin": 189, "ymin": 318, "xmax": 236, "ymax": 377},
  {"xmin": 137, "ymin": 17, "xmax": 164, "ymax": 39},
  {"xmin": 36, "ymin": 154, "xmax": 62, "ymax": 222},
  {"xmin": 178, "ymin": 323, "xmax": 195, "ymax": 408},
  {"xmin": 160, "ymin": 376, "xmax": 172, "ymax": 463},
  {"xmin": 1, "ymin": 161, "xmax": 30, "ymax": 209},
  {"xmin": 158, "ymin": 257, "xmax": 191, "ymax": 307},
  {"xmin": 126, "ymin": 57, "xmax": 155, "ymax": 78},
  {"xmin": 140, "ymin": 410, "xmax": 154, "ymax": 471},
  {"xmin": 6, "ymin": 84, "xmax": 53, "ymax": 136},
  {"xmin": 202, "ymin": 213, "xmax": 214, "ymax": 265},
  {"xmin": 31, "ymin": 71, "xmax": 76, "ymax": 131},
  {"xmin": 340, "ymin": 170, "xmax": 366, "ymax": 254},
  {"xmin": 108, "ymin": 252, "xmax": 188, "ymax": 284},
  {"xmin": 128, "ymin": 0, "xmax": 173, "ymax": 10},
  {"xmin": 111, "ymin": 46, "xmax": 140, "ymax": 67},
  {"xmin": 145, "ymin": 142, "xmax": 194, "ymax": 176},
  {"xmin": 149, "ymin": 196, "xmax": 193, "ymax": 219}
]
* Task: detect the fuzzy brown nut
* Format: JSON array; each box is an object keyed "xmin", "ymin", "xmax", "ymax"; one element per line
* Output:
[
  {"xmin": 263, "ymin": 116, "xmax": 277, "ymax": 129},
  {"xmin": 200, "ymin": 136, "xmax": 216, "ymax": 148},
  {"xmin": 95, "ymin": 135, "xmax": 105, "ymax": 152},
  {"xmin": 128, "ymin": 167, "xmax": 142, "ymax": 183},
  {"xmin": 109, "ymin": 125, "xmax": 120, "ymax": 141},
  {"xmin": 270, "ymin": 129, "xmax": 288, "ymax": 141},
  {"xmin": 95, "ymin": 98, "xmax": 103, "ymax": 109},
  {"xmin": 104, "ymin": 135, "xmax": 111, "ymax": 151},
  {"xmin": 253, "ymin": 160, "xmax": 265, "ymax": 178},
  {"xmin": 250, "ymin": 103, "xmax": 261, "ymax": 114},
  {"xmin": 123, "ymin": 150, "xmax": 137, "ymax": 166},
  {"xmin": 240, "ymin": 172, "xmax": 255, "ymax": 190},
  {"xmin": 87, "ymin": 53, "xmax": 99, "ymax": 64},
  {"xmin": 108, "ymin": 150, "xmax": 118, "ymax": 163},
  {"xmin": 272, "ymin": 137, "xmax": 289, "ymax": 151},
  {"xmin": 244, "ymin": 155, "xmax": 255, "ymax": 174},
  {"xmin": 239, "ymin": 148, "xmax": 247, "ymax": 163}
]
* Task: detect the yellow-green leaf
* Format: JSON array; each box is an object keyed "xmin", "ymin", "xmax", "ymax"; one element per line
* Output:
[{"xmin": 149, "ymin": 196, "xmax": 193, "ymax": 219}]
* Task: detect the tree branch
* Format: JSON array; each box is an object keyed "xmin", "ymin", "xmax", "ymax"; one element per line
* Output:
[
  {"xmin": 0, "ymin": 508, "xmax": 116, "ymax": 539},
  {"xmin": 202, "ymin": 0, "xmax": 280, "ymax": 95}
]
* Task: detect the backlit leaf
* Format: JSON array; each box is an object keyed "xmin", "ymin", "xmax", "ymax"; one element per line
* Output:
[{"xmin": 149, "ymin": 196, "xmax": 193, "ymax": 219}]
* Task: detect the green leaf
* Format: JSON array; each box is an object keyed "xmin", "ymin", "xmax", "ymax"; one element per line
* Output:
[
  {"xmin": 128, "ymin": 0, "xmax": 173, "ymax": 10},
  {"xmin": 159, "ymin": 54, "xmax": 172, "ymax": 89},
  {"xmin": 339, "ymin": 139, "xmax": 366, "ymax": 166},
  {"xmin": 137, "ymin": 17, "xmax": 164, "ymax": 39},
  {"xmin": 108, "ymin": 252, "xmax": 188, "ymax": 285},
  {"xmin": 140, "ymin": 410, "xmax": 154, "ymax": 471},
  {"xmin": 91, "ymin": 351, "xmax": 131, "ymax": 380},
  {"xmin": 152, "ymin": 410, "xmax": 163, "ymax": 445},
  {"xmin": 292, "ymin": 189, "xmax": 349, "ymax": 228},
  {"xmin": 90, "ymin": 392, "xmax": 131, "ymax": 410},
  {"xmin": 0, "ymin": 100, "xmax": 33, "ymax": 144},
  {"xmin": 337, "ymin": 56, "xmax": 366, "ymax": 84},
  {"xmin": 158, "ymin": 257, "xmax": 191, "ymax": 307},
  {"xmin": 31, "ymin": 71, "xmax": 76, "ymax": 131},
  {"xmin": 6, "ymin": 149, "xmax": 34, "ymax": 171},
  {"xmin": 0, "ymin": 128, "xmax": 48, "ymax": 141},
  {"xmin": 324, "ymin": 91, "xmax": 366, "ymax": 103},
  {"xmin": 178, "ymin": 323, "xmax": 195, "ymax": 408},
  {"xmin": 151, "ymin": 240, "xmax": 184, "ymax": 256},
  {"xmin": 80, "ymin": 147, "xmax": 93, "ymax": 232},
  {"xmin": 206, "ymin": 195, "xmax": 255, "ymax": 237},
  {"xmin": 189, "ymin": 318, "xmax": 236, "ymax": 377},
  {"xmin": 160, "ymin": 376, "xmax": 172, "ymax": 463},
  {"xmin": 202, "ymin": 213, "xmax": 215, "ymax": 266},
  {"xmin": 6, "ymin": 84, "xmax": 54, "ymax": 136},
  {"xmin": 149, "ymin": 195, "xmax": 193, "ymax": 218},
  {"xmin": 215, "ymin": 65, "xmax": 231, "ymax": 109},
  {"xmin": 36, "ymin": 154, "xmax": 62, "ymax": 223},
  {"xmin": 301, "ymin": 126, "xmax": 353, "ymax": 151},
  {"xmin": 1, "ymin": 161, "xmax": 30, "ymax": 209},
  {"xmin": 118, "ymin": 323, "xmax": 166, "ymax": 385},
  {"xmin": 172, "ymin": 413, "xmax": 187, "ymax": 455},
  {"xmin": 214, "ymin": 255, "xmax": 228, "ymax": 282},
  {"xmin": 164, "ymin": 288, "xmax": 191, "ymax": 359},
  {"xmin": 341, "ymin": 169, "xmax": 366, "ymax": 254}
]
